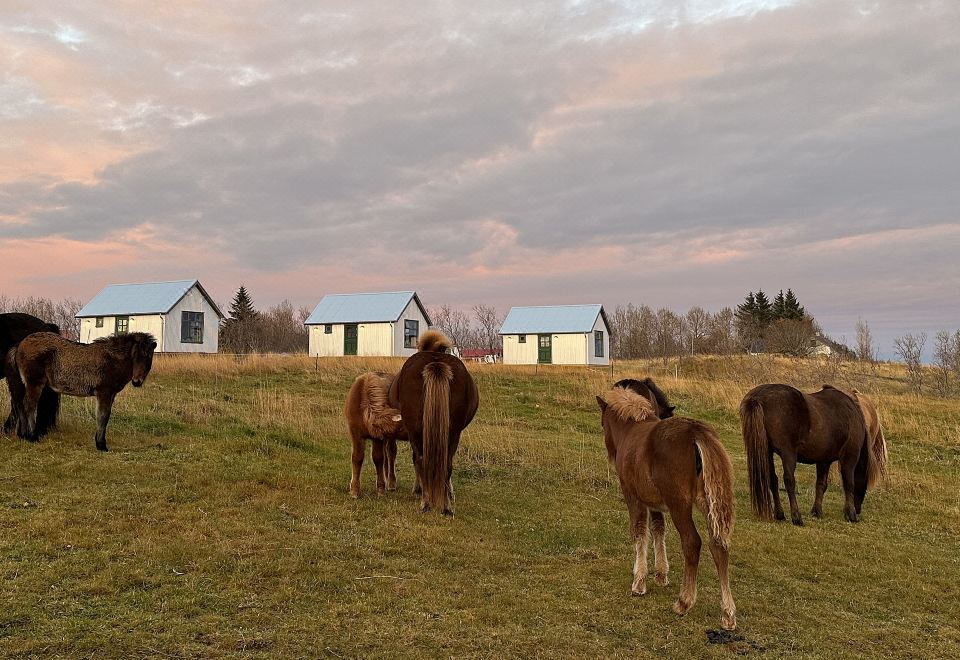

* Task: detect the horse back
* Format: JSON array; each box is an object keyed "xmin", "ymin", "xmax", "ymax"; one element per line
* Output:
[
  {"xmin": 389, "ymin": 351, "xmax": 478, "ymax": 435},
  {"xmin": 616, "ymin": 418, "xmax": 704, "ymax": 509},
  {"xmin": 809, "ymin": 386, "xmax": 867, "ymax": 449}
]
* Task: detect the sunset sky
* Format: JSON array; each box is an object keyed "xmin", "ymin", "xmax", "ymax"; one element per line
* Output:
[{"xmin": 1, "ymin": 0, "xmax": 958, "ymax": 357}]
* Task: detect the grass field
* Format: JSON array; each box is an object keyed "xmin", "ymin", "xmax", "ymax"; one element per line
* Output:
[{"xmin": 1, "ymin": 354, "xmax": 958, "ymax": 658}]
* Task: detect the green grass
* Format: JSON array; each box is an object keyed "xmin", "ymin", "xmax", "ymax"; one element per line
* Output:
[{"xmin": 1, "ymin": 355, "xmax": 958, "ymax": 658}]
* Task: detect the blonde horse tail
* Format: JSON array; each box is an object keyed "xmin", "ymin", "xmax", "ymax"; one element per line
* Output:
[
  {"xmin": 872, "ymin": 423, "xmax": 889, "ymax": 485},
  {"xmin": 696, "ymin": 431, "xmax": 735, "ymax": 548},
  {"xmin": 740, "ymin": 397, "xmax": 774, "ymax": 520},
  {"xmin": 421, "ymin": 361, "xmax": 453, "ymax": 511}
]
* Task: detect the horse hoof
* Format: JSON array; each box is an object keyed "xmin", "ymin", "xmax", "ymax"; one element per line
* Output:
[
  {"xmin": 420, "ymin": 503, "xmax": 432, "ymax": 514},
  {"xmin": 811, "ymin": 508, "xmax": 822, "ymax": 518},
  {"xmin": 721, "ymin": 612, "xmax": 737, "ymax": 631},
  {"xmin": 844, "ymin": 511, "xmax": 859, "ymax": 523},
  {"xmin": 774, "ymin": 511, "xmax": 786, "ymax": 521},
  {"xmin": 672, "ymin": 600, "xmax": 692, "ymax": 616},
  {"xmin": 442, "ymin": 509, "xmax": 454, "ymax": 518},
  {"xmin": 349, "ymin": 490, "xmax": 360, "ymax": 499},
  {"xmin": 631, "ymin": 588, "xmax": 646, "ymax": 597},
  {"xmin": 654, "ymin": 573, "xmax": 669, "ymax": 587}
]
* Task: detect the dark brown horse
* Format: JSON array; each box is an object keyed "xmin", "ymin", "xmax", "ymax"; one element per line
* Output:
[
  {"xmin": 388, "ymin": 333, "xmax": 478, "ymax": 516},
  {"xmin": 344, "ymin": 371, "xmax": 407, "ymax": 497},
  {"xmin": 1, "ymin": 313, "xmax": 61, "ymax": 437},
  {"xmin": 614, "ymin": 377, "xmax": 676, "ymax": 418},
  {"xmin": 9, "ymin": 332, "xmax": 156, "ymax": 451},
  {"xmin": 740, "ymin": 383, "xmax": 877, "ymax": 525},
  {"xmin": 597, "ymin": 385, "xmax": 737, "ymax": 630}
]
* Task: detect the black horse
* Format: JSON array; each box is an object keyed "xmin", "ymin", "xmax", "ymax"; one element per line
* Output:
[
  {"xmin": 614, "ymin": 378, "xmax": 676, "ymax": 419},
  {"xmin": 1, "ymin": 313, "xmax": 61, "ymax": 437}
]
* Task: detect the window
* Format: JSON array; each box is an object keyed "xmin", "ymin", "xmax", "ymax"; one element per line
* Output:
[
  {"xmin": 518, "ymin": 334, "xmax": 526, "ymax": 343},
  {"xmin": 181, "ymin": 311, "xmax": 204, "ymax": 344},
  {"xmin": 594, "ymin": 330, "xmax": 604, "ymax": 357},
  {"xmin": 115, "ymin": 316, "xmax": 129, "ymax": 335},
  {"xmin": 404, "ymin": 319, "xmax": 419, "ymax": 349},
  {"xmin": 324, "ymin": 324, "xmax": 333, "ymax": 334},
  {"xmin": 95, "ymin": 317, "xmax": 104, "ymax": 328}
]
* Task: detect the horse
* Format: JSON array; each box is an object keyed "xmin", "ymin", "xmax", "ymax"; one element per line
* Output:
[
  {"xmin": 9, "ymin": 332, "xmax": 157, "ymax": 451},
  {"xmin": 344, "ymin": 371, "xmax": 407, "ymax": 497},
  {"xmin": 388, "ymin": 331, "xmax": 478, "ymax": 515},
  {"xmin": 849, "ymin": 389, "xmax": 889, "ymax": 481},
  {"xmin": 597, "ymin": 385, "xmax": 737, "ymax": 630},
  {"xmin": 1, "ymin": 312, "xmax": 61, "ymax": 437},
  {"xmin": 613, "ymin": 377, "xmax": 676, "ymax": 418},
  {"xmin": 343, "ymin": 329, "xmax": 455, "ymax": 498},
  {"xmin": 740, "ymin": 383, "xmax": 877, "ymax": 525}
]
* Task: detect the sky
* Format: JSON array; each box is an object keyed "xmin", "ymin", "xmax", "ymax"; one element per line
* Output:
[{"xmin": 1, "ymin": 0, "xmax": 958, "ymax": 358}]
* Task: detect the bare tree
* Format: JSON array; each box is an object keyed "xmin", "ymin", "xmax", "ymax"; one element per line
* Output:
[
  {"xmin": 684, "ymin": 306, "xmax": 709, "ymax": 355},
  {"xmin": 472, "ymin": 304, "xmax": 502, "ymax": 353},
  {"xmin": 708, "ymin": 307, "xmax": 737, "ymax": 355},
  {"xmin": 0, "ymin": 295, "xmax": 82, "ymax": 340},
  {"xmin": 855, "ymin": 318, "xmax": 876, "ymax": 363},
  {"xmin": 765, "ymin": 318, "xmax": 816, "ymax": 357},
  {"xmin": 894, "ymin": 332, "xmax": 926, "ymax": 393},
  {"xmin": 932, "ymin": 331, "xmax": 955, "ymax": 397},
  {"xmin": 429, "ymin": 304, "xmax": 473, "ymax": 350}
]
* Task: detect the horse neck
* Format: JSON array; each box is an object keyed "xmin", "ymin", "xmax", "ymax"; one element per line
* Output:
[{"xmin": 606, "ymin": 413, "xmax": 654, "ymax": 453}]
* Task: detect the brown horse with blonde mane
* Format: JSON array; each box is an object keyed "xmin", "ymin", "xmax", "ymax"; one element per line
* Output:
[
  {"xmin": 388, "ymin": 330, "xmax": 478, "ymax": 516},
  {"xmin": 740, "ymin": 383, "xmax": 877, "ymax": 526},
  {"xmin": 597, "ymin": 385, "xmax": 737, "ymax": 630},
  {"xmin": 8, "ymin": 331, "xmax": 156, "ymax": 451},
  {"xmin": 344, "ymin": 330, "xmax": 456, "ymax": 498}
]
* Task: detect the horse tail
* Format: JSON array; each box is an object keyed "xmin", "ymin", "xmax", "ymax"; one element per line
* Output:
[
  {"xmin": 695, "ymin": 431, "xmax": 735, "ymax": 548},
  {"xmin": 871, "ymin": 422, "xmax": 889, "ymax": 486},
  {"xmin": 421, "ymin": 361, "xmax": 453, "ymax": 510},
  {"xmin": 740, "ymin": 396, "xmax": 774, "ymax": 520},
  {"xmin": 33, "ymin": 386, "xmax": 60, "ymax": 437}
]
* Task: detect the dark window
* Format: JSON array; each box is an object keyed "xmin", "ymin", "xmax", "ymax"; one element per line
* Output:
[
  {"xmin": 95, "ymin": 317, "xmax": 104, "ymax": 328},
  {"xmin": 324, "ymin": 324, "xmax": 332, "ymax": 334},
  {"xmin": 595, "ymin": 330, "xmax": 604, "ymax": 357},
  {"xmin": 115, "ymin": 316, "xmax": 129, "ymax": 335},
  {"xmin": 518, "ymin": 334, "xmax": 526, "ymax": 343},
  {"xmin": 404, "ymin": 319, "xmax": 419, "ymax": 349},
  {"xmin": 181, "ymin": 311, "xmax": 204, "ymax": 344}
]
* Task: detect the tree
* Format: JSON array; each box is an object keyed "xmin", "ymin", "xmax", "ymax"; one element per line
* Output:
[
  {"xmin": 894, "ymin": 333, "xmax": 926, "ymax": 393},
  {"xmin": 753, "ymin": 289, "xmax": 773, "ymax": 325},
  {"xmin": 429, "ymin": 305, "xmax": 473, "ymax": 351},
  {"xmin": 772, "ymin": 290, "xmax": 787, "ymax": 320},
  {"xmin": 855, "ymin": 318, "xmax": 876, "ymax": 363},
  {"xmin": 472, "ymin": 305, "xmax": 502, "ymax": 353},
  {"xmin": 228, "ymin": 286, "xmax": 257, "ymax": 322},
  {"xmin": 932, "ymin": 331, "xmax": 955, "ymax": 397},
  {"xmin": 220, "ymin": 285, "xmax": 261, "ymax": 353},
  {"xmin": 708, "ymin": 307, "xmax": 737, "ymax": 355},
  {"xmin": 684, "ymin": 306, "xmax": 709, "ymax": 355},
  {"xmin": 765, "ymin": 318, "xmax": 816, "ymax": 356},
  {"xmin": 783, "ymin": 289, "xmax": 805, "ymax": 320}
]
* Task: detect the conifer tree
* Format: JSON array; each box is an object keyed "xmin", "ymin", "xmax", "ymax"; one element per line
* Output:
[
  {"xmin": 783, "ymin": 288, "xmax": 805, "ymax": 320},
  {"xmin": 772, "ymin": 290, "xmax": 787, "ymax": 320},
  {"xmin": 753, "ymin": 289, "xmax": 773, "ymax": 326},
  {"xmin": 229, "ymin": 285, "xmax": 257, "ymax": 322}
]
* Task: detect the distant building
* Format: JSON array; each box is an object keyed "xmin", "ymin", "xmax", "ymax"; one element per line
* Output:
[
  {"xmin": 304, "ymin": 291, "xmax": 431, "ymax": 357},
  {"xmin": 499, "ymin": 304, "xmax": 610, "ymax": 366},
  {"xmin": 461, "ymin": 348, "xmax": 501, "ymax": 364},
  {"xmin": 76, "ymin": 279, "xmax": 223, "ymax": 353}
]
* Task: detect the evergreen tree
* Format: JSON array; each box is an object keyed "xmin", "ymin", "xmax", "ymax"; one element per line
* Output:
[
  {"xmin": 772, "ymin": 290, "xmax": 787, "ymax": 320},
  {"xmin": 735, "ymin": 292, "xmax": 757, "ymax": 324},
  {"xmin": 753, "ymin": 289, "xmax": 773, "ymax": 326},
  {"xmin": 783, "ymin": 289, "xmax": 805, "ymax": 320},
  {"xmin": 228, "ymin": 285, "xmax": 257, "ymax": 322}
]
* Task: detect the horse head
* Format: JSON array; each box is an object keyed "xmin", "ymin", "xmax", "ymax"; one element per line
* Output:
[{"xmin": 129, "ymin": 333, "xmax": 158, "ymax": 387}]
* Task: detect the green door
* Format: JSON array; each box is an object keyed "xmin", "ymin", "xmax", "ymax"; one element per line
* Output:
[
  {"xmin": 344, "ymin": 324, "xmax": 358, "ymax": 356},
  {"xmin": 538, "ymin": 334, "xmax": 552, "ymax": 364}
]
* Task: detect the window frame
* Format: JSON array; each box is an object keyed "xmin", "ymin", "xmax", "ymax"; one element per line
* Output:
[
  {"xmin": 518, "ymin": 334, "xmax": 526, "ymax": 343},
  {"xmin": 181, "ymin": 311, "xmax": 204, "ymax": 344},
  {"xmin": 404, "ymin": 319, "xmax": 419, "ymax": 349},
  {"xmin": 95, "ymin": 317, "xmax": 104, "ymax": 328},
  {"xmin": 115, "ymin": 316, "xmax": 129, "ymax": 335},
  {"xmin": 324, "ymin": 324, "xmax": 333, "ymax": 334},
  {"xmin": 594, "ymin": 330, "xmax": 604, "ymax": 357}
]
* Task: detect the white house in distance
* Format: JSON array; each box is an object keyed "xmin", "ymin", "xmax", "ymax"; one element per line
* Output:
[
  {"xmin": 76, "ymin": 279, "xmax": 224, "ymax": 353},
  {"xmin": 500, "ymin": 304, "xmax": 611, "ymax": 366},
  {"xmin": 304, "ymin": 291, "xmax": 431, "ymax": 357}
]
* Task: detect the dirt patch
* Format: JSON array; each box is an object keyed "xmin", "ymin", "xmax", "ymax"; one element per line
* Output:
[{"xmin": 706, "ymin": 629, "xmax": 765, "ymax": 654}]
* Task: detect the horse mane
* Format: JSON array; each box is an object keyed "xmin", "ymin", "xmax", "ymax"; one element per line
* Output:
[
  {"xmin": 614, "ymin": 377, "xmax": 673, "ymax": 414},
  {"xmin": 417, "ymin": 329, "xmax": 452, "ymax": 353},
  {"xmin": 603, "ymin": 387, "xmax": 658, "ymax": 423},
  {"xmin": 360, "ymin": 373, "xmax": 403, "ymax": 438},
  {"xmin": 92, "ymin": 332, "xmax": 156, "ymax": 354}
]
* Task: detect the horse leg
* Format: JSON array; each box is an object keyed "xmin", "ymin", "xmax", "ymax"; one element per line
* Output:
[
  {"xmin": 839, "ymin": 456, "xmax": 859, "ymax": 522},
  {"xmin": 411, "ymin": 447, "xmax": 423, "ymax": 496},
  {"xmin": 4, "ymin": 374, "xmax": 25, "ymax": 435},
  {"xmin": 349, "ymin": 430, "xmax": 365, "ymax": 498},
  {"xmin": 811, "ymin": 462, "xmax": 830, "ymax": 518},
  {"xmin": 628, "ymin": 500, "xmax": 650, "ymax": 595},
  {"xmin": 442, "ymin": 431, "xmax": 463, "ymax": 517},
  {"xmin": 853, "ymin": 439, "xmax": 870, "ymax": 515},
  {"xmin": 20, "ymin": 383, "xmax": 43, "ymax": 441},
  {"xmin": 94, "ymin": 390, "xmax": 116, "ymax": 451},
  {"xmin": 650, "ymin": 511, "xmax": 669, "ymax": 586},
  {"xmin": 780, "ymin": 453, "xmax": 803, "ymax": 526},
  {"xmin": 371, "ymin": 440, "xmax": 387, "ymax": 496},
  {"xmin": 670, "ymin": 504, "xmax": 701, "ymax": 616},
  {"xmin": 769, "ymin": 452, "xmax": 785, "ymax": 521},
  {"xmin": 706, "ymin": 532, "xmax": 737, "ymax": 630},
  {"xmin": 385, "ymin": 438, "xmax": 398, "ymax": 492}
]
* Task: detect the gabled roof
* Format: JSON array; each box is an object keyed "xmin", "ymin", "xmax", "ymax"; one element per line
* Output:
[
  {"xmin": 304, "ymin": 291, "xmax": 431, "ymax": 326},
  {"xmin": 499, "ymin": 304, "xmax": 609, "ymax": 335},
  {"xmin": 76, "ymin": 279, "xmax": 224, "ymax": 319}
]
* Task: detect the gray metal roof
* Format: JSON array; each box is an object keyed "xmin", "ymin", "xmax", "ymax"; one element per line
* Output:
[
  {"xmin": 76, "ymin": 279, "xmax": 224, "ymax": 318},
  {"xmin": 499, "ymin": 304, "xmax": 608, "ymax": 335},
  {"xmin": 304, "ymin": 291, "xmax": 431, "ymax": 325}
]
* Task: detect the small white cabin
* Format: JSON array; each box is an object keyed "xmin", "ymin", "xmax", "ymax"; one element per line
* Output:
[
  {"xmin": 305, "ymin": 291, "xmax": 432, "ymax": 357},
  {"xmin": 76, "ymin": 279, "xmax": 224, "ymax": 353},
  {"xmin": 500, "ymin": 304, "xmax": 610, "ymax": 366}
]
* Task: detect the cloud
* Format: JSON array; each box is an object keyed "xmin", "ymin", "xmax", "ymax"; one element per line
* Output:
[{"xmin": 0, "ymin": 0, "xmax": 958, "ymax": 356}]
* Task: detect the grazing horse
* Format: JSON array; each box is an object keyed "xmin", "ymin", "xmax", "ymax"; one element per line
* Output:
[
  {"xmin": 345, "ymin": 371, "xmax": 407, "ymax": 497},
  {"xmin": 343, "ymin": 330, "xmax": 454, "ymax": 498},
  {"xmin": 614, "ymin": 377, "xmax": 676, "ymax": 418},
  {"xmin": 597, "ymin": 385, "xmax": 737, "ymax": 630},
  {"xmin": 9, "ymin": 332, "xmax": 156, "ymax": 451},
  {"xmin": 849, "ymin": 389, "xmax": 889, "ymax": 481},
  {"xmin": 1, "ymin": 313, "xmax": 61, "ymax": 437},
  {"xmin": 740, "ymin": 384, "xmax": 877, "ymax": 525},
  {"xmin": 388, "ymin": 332, "xmax": 478, "ymax": 515}
]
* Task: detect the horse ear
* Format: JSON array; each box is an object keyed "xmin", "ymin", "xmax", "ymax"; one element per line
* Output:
[
  {"xmin": 647, "ymin": 390, "xmax": 658, "ymax": 412},
  {"xmin": 595, "ymin": 395, "xmax": 607, "ymax": 413},
  {"xmin": 668, "ymin": 406, "xmax": 676, "ymax": 414},
  {"xmin": 149, "ymin": 341, "xmax": 157, "ymax": 350}
]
